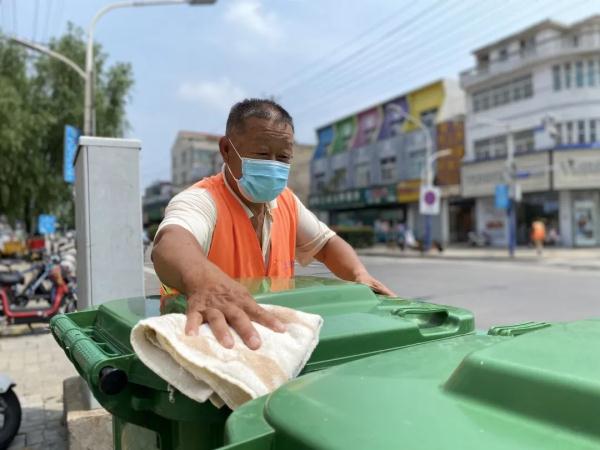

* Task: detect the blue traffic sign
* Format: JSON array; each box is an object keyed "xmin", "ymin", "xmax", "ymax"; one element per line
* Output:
[
  {"xmin": 495, "ymin": 184, "xmax": 509, "ymax": 210},
  {"xmin": 38, "ymin": 214, "xmax": 56, "ymax": 235},
  {"xmin": 64, "ymin": 125, "xmax": 80, "ymax": 183}
]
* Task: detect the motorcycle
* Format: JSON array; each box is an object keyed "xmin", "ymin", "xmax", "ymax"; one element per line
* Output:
[
  {"xmin": 0, "ymin": 374, "xmax": 21, "ymax": 450},
  {"xmin": 0, "ymin": 252, "xmax": 77, "ymax": 328}
]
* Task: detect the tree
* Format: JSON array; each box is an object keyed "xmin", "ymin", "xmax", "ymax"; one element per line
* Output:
[{"xmin": 0, "ymin": 24, "xmax": 134, "ymax": 231}]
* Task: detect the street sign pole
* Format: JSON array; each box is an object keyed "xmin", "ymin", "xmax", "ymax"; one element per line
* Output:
[{"xmin": 506, "ymin": 131, "xmax": 517, "ymax": 258}]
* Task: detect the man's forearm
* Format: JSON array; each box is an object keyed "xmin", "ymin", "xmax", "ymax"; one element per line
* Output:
[
  {"xmin": 152, "ymin": 225, "xmax": 215, "ymax": 294},
  {"xmin": 314, "ymin": 235, "xmax": 368, "ymax": 281}
]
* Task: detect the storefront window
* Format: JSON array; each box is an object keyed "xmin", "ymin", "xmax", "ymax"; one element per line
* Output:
[{"xmin": 590, "ymin": 120, "xmax": 597, "ymax": 143}]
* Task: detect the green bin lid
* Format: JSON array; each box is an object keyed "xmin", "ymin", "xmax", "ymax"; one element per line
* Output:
[{"xmin": 223, "ymin": 319, "xmax": 600, "ymax": 450}]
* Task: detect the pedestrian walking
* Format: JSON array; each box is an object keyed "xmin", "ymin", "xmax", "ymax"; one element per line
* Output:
[{"xmin": 531, "ymin": 219, "xmax": 546, "ymax": 256}]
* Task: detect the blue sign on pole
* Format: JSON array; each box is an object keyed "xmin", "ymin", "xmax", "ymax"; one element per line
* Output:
[
  {"xmin": 495, "ymin": 184, "xmax": 509, "ymax": 210},
  {"xmin": 38, "ymin": 214, "xmax": 56, "ymax": 235},
  {"xmin": 64, "ymin": 125, "xmax": 80, "ymax": 183}
]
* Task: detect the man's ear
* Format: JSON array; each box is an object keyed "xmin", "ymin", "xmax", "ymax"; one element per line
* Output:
[{"xmin": 219, "ymin": 136, "xmax": 230, "ymax": 164}]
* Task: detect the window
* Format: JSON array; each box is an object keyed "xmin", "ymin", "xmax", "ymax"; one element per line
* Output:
[
  {"xmin": 590, "ymin": 120, "xmax": 597, "ymax": 143},
  {"xmin": 380, "ymin": 157, "xmax": 397, "ymax": 182},
  {"xmin": 519, "ymin": 36, "xmax": 535, "ymax": 56},
  {"xmin": 555, "ymin": 123, "xmax": 562, "ymax": 145},
  {"xmin": 552, "ymin": 65, "xmax": 561, "ymax": 91},
  {"xmin": 572, "ymin": 35, "xmax": 579, "ymax": 47},
  {"xmin": 514, "ymin": 129, "xmax": 534, "ymax": 153},
  {"xmin": 332, "ymin": 168, "xmax": 347, "ymax": 190},
  {"xmin": 566, "ymin": 122, "xmax": 573, "ymax": 144},
  {"xmin": 472, "ymin": 74, "xmax": 532, "ymax": 113},
  {"xmin": 564, "ymin": 63, "xmax": 572, "ymax": 88},
  {"xmin": 314, "ymin": 173, "xmax": 326, "ymax": 192},
  {"xmin": 420, "ymin": 109, "xmax": 437, "ymax": 129},
  {"xmin": 498, "ymin": 48, "xmax": 508, "ymax": 61},
  {"xmin": 355, "ymin": 163, "xmax": 370, "ymax": 187},
  {"xmin": 578, "ymin": 120, "xmax": 586, "ymax": 144},
  {"xmin": 492, "ymin": 136, "xmax": 507, "ymax": 157},
  {"xmin": 576, "ymin": 61, "xmax": 584, "ymax": 87},
  {"xmin": 588, "ymin": 60, "xmax": 596, "ymax": 87},
  {"xmin": 474, "ymin": 138, "xmax": 491, "ymax": 160}
]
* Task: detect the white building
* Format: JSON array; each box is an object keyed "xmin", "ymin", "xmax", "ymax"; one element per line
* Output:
[
  {"xmin": 460, "ymin": 16, "xmax": 600, "ymax": 247},
  {"xmin": 171, "ymin": 131, "xmax": 222, "ymax": 190}
]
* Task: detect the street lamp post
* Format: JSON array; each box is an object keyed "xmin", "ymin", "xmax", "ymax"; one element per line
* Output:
[
  {"xmin": 8, "ymin": 36, "xmax": 86, "ymax": 80},
  {"xmin": 83, "ymin": 0, "xmax": 217, "ymax": 135},
  {"xmin": 470, "ymin": 117, "xmax": 517, "ymax": 257},
  {"xmin": 385, "ymin": 103, "xmax": 436, "ymax": 250}
]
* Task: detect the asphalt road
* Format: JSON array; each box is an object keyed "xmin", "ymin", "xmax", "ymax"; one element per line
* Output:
[{"xmin": 145, "ymin": 255, "xmax": 600, "ymax": 330}]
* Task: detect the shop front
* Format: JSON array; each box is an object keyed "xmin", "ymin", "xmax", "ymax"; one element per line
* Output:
[
  {"xmin": 554, "ymin": 149, "xmax": 600, "ymax": 247},
  {"xmin": 461, "ymin": 151, "xmax": 551, "ymax": 247}
]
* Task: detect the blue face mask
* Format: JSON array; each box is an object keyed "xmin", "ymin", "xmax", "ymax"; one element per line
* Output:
[{"xmin": 227, "ymin": 138, "xmax": 291, "ymax": 203}]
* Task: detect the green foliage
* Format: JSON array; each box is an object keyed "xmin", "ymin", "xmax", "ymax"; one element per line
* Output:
[
  {"xmin": 0, "ymin": 24, "xmax": 134, "ymax": 231},
  {"xmin": 333, "ymin": 226, "xmax": 375, "ymax": 249}
]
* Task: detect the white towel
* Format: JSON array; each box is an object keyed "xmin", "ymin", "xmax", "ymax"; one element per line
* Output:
[{"xmin": 130, "ymin": 304, "xmax": 323, "ymax": 410}]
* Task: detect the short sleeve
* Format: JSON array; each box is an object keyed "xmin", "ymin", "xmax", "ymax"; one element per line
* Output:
[
  {"xmin": 294, "ymin": 194, "xmax": 336, "ymax": 266},
  {"xmin": 156, "ymin": 188, "xmax": 217, "ymax": 254}
]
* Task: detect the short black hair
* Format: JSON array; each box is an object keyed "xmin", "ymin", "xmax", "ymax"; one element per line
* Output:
[{"xmin": 226, "ymin": 98, "xmax": 294, "ymax": 135}]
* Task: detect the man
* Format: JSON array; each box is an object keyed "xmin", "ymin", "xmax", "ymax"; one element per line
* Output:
[{"xmin": 152, "ymin": 99, "xmax": 394, "ymax": 351}]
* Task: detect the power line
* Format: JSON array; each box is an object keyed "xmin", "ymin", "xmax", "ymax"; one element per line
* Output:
[
  {"xmin": 281, "ymin": 0, "xmax": 474, "ymax": 100},
  {"xmin": 286, "ymin": 0, "xmax": 520, "ymax": 108},
  {"xmin": 277, "ymin": 0, "xmax": 449, "ymax": 98},
  {"xmin": 292, "ymin": 0, "xmax": 589, "ymax": 121},
  {"xmin": 272, "ymin": 0, "xmax": 422, "ymax": 95}
]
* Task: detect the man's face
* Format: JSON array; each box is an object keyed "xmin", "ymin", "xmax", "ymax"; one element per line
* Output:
[{"xmin": 221, "ymin": 117, "xmax": 294, "ymax": 179}]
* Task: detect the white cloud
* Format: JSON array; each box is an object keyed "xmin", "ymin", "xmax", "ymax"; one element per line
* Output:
[
  {"xmin": 224, "ymin": 0, "xmax": 282, "ymax": 42},
  {"xmin": 177, "ymin": 78, "xmax": 247, "ymax": 112}
]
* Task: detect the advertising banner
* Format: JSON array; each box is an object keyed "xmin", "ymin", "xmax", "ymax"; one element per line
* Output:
[
  {"xmin": 313, "ymin": 126, "xmax": 334, "ymax": 160},
  {"xmin": 378, "ymin": 96, "xmax": 407, "ymax": 140},
  {"xmin": 352, "ymin": 107, "xmax": 382, "ymax": 149},
  {"xmin": 331, "ymin": 117, "xmax": 356, "ymax": 154}
]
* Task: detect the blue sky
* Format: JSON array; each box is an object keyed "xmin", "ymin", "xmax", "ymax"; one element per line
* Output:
[{"xmin": 1, "ymin": 0, "xmax": 598, "ymax": 188}]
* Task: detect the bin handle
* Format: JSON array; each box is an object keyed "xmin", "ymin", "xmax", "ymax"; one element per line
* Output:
[{"xmin": 390, "ymin": 306, "xmax": 450, "ymax": 329}]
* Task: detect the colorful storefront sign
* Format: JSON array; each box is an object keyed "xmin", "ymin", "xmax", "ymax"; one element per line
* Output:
[
  {"xmin": 352, "ymin": 107, "xmax": 383, "ymax": 149},
  {"xmin": 378, "ymin": 96, "xmax": 408, "ymax": 140},
  {"xmin": 396, "ymin": 179, "xmax": 421, "ymax": 203},
  {"xmin": 313, "ymin": 126, "xmax": 334, "ymax": 160},
  {"xmin": 331, "ymin": 117, "xmax": 356, "ymax": 155}
]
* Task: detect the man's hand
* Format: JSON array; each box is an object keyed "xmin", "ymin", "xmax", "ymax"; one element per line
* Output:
[
  {"xmin": 315, "ymin": 235, "xmax": 397, "ymax": 297},
  {"xmin": 353, "ymin": 271, "xmax": 396, "ymax": 297},
  {"xmin": 184, "ymin": 277, "xmax": 286, "ymax": 350},
  {"xmin": 152, "ymin": 225, "xmax": 285, "ymax": 350}
]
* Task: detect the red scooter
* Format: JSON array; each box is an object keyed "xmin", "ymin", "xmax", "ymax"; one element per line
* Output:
[{"xmin": 0, "ymin": 260, "xmax": 76, "ymax": 327}]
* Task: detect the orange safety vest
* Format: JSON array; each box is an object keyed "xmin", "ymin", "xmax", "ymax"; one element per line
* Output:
[
  {"xmin": 160, "ymin": 173, "xmax": 297, "ymax": 300},
  {"xmin": 531, "ymin": 221, "xmax": 546, "ymax": 241}
]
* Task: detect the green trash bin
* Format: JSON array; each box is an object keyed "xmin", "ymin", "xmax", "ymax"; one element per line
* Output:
[
  {"xmin": 222, "ymin": 319, "xmax": 600, "ymax": 450},
  {"xmin": 50, "ymin": 276, "xmax": 474, "ymax": 450}
]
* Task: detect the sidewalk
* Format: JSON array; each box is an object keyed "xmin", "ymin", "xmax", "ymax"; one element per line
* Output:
[
  {"xmin": 357, "ymin": 244, "xmax": 600, "ymax": 269},
  {"xmin": 1, "ymin": 325, "xmax": 77, "ymax": 450}
]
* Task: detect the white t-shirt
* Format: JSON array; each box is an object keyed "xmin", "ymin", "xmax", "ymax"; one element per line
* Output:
[{"xmin": 157, "ymin": 172, "xmax": 335, "ymax": 266}]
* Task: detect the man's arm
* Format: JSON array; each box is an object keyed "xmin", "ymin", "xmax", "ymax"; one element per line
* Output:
[
  {"xmin": 152, "ymin": 225, "xmax": 285, "ymax": 349},
  {"xmin": 314, "ymin": 235, "xmax": 396, "ymax": 296}
]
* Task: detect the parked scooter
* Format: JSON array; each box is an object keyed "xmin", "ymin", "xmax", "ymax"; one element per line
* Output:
[
  {"xmin": 0, "ymin": 374, "xmax": 21, "ymax": 450},
  {"xmin": 0, "ymin": 253, "xmax": 77, "ymax": 327}
]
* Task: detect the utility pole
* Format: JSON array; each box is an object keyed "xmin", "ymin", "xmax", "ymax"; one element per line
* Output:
[{"xmin": 505, "ymin": 129, "xmax": 517, "ymax": 258}]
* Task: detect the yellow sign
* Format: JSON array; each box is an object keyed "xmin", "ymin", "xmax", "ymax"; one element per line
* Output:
[{"xmin": 397, "ymin": 179, "xmax": 421, "ymax": 203}]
